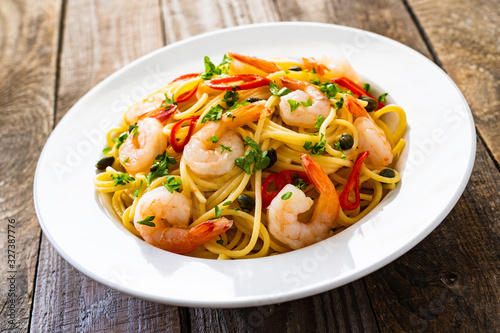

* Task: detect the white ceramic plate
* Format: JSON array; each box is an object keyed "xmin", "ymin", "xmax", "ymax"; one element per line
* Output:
[{"xmin": 34, "ymin": 22, "xmax": 475, "ymax": 308}]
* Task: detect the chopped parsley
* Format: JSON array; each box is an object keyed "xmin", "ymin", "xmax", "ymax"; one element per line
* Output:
[
  {"xmin": 287, "ymin": 98, "xmax": 314, "ymax": 111},
  {"xmin": 334, "ymin": 97, "xmax": 344, "ymax": 111},
  {"xmin": 130, "ymin": 124, "xmax": 139, "ymax": 138},
  {"xmin": 281, "ymin": 192, "xmax": 292, "ymax": 200},
  {"xmin": 234, "ymin": 137, "xmax": 271, "ymax": 175},
  {"xmin": 319, "ymin": 82, "xmax": 340, "ymax": 99},
  {"xmin": 112, "ymin": 132, "xmax": 128, "ymax": 149},
  {"xmin": 146, "ymin": 151, "xmax": 177, "ymax": 186},
  {"xmin": 216, "ymin": 239, "xmax": 224, "ymax": 245},
  {"xmin": 377, "ymin": 93, "xmax": 388, "ymax": 103},
  {"xmin": 310, "ymin": 78, "xmax": 321, "ymax": 85},
  {"xmin": 333, "ymin": 141, "xmax": 347, "ymax": 160},
  {"xmin": 222, "ymin": 89, "xmax": 239, "ymax": 108},
  {"xmin": 162, "ymin": 176, "xmax": 181, "ymax": 193},
  {"xmin": 102, "ymin": 146, "xmax": 111, "ymax": 154},
  {"xmin": 315, "ymin": 115, "xmax": 325, "ymax": 131},
  {"xmin": 214, "ymin": 205, "xmax": 223, "ymax": 218},
  {"xmin": 132, "ymin": 180, "xmax": 143, "ymax": 198},
  {"xmin": 122, "ymin": 157, "xmax": 129, "ymax": 164},
  {"xmin": 220, "ymin": 144, "xmax": 232, "ymax": 153},
  {"xmin": 363, "ymin": 83, "xmax": 371, "ymax": 93},
  {"xmin": 200, "ymin": 56, "xmax": 222, "ymax": 80},
  {"xmin": 209, "ymin": 136, "xmax": 219, "ymax": 143},
  {"xmin": 111, "ymin": 173, "xmax": 135, "ymax": 186},
  {"xmin": 200, "ymin": 54, "xmax": 232, "ymax": 79},
  {"xmin": 227, "ymin": 100, "xmax": 250, "ymax": 112},
  {"xmin": 201, "ymin": 104, "xmax": 225, "ymax": 123},
  {"xmin": 222, "ymin": 201, "xmax": 232, "ymax": 206},
  {"xmin": 303, "ymin": 133, "xmax": 326, "ymax": 155},
  {"xmin": 269, "ymin": 81, "xmax": 291, "ymax": 97},
  {"xmin": 160, "ymin": 93, "xmax": 176, "ymax": 108},
  {"xmin": 292, "ymin": 173, "xmax": 307, "ymax": 190},
  {"xmin": 136, "ymin": 216, "xmax": 155, "ymax": 227}
]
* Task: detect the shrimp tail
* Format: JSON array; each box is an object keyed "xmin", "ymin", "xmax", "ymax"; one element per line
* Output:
[
  {"xmin": 280, "ymin": 76, "xmax": 310, "ymax": 90},
  {"xmin": 221, "ymin": 101, "xmax": 271, "ymax": 130},
  {"xmin": 300, "ymin": 154, "xmax": 336, "ymax": 194},
  {"xmin": 228, "ymin": 52, "xmax": 281, "ymax": 74},
  {"xmin": 162, "ymin": 218, "xmax": 233, "ymax": 254},
  {"xmin": 344, "ymin": 94, "xmax": 369, "ymax": 118}
]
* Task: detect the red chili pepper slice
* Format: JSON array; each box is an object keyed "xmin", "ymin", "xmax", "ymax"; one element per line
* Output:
[
  {"xmin": 138, "ymin": 104, "xmax": 177, "ymax": 123},
  {"xmin": 261, "ymin": 170, "xmax": 312, "ymax": 209},
  {"xmin": 339, "ymin": 151, "xmax": 370, "ymax": 210},
  {"xmin": 170, "ymin": 116, "xmax": 199, "ymax": 153},
  {"xmin": 171, "ymin": 73, "xmax": 201, "ymax": 83},
  {"xmin": 262, "ymin": 173, "xmax": 279, "ymax": 209},
  {"xmin": 176, "ymin": 85, "xmax": 198, "ymax": 103},
  {"xmin": 205, "ymin": 74, "xmax": 271, "ymax": 91},
  {"xmin": 330, "ymin": 77, "xmax": 385, "ymax": 110}
]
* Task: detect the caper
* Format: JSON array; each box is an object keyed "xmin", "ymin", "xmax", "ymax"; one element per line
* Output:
[
  {"xmin": 128, "ymin": 123, "xmax": 137, "ymax": 132},
  {"xmin": 95, "ymin": 156, "xmax": 115, "ymax": 169},
  {"xmin": 288, "ymin": 66, "xmax": 302, "ymax": 71},
  {"xmin": 379, "ymin": 168, "xmax": 396, "ymax": 178},
  {"xmin": 150, "ymin": 164, "xmax": 158, "ymax": 172},
  {"xmin": 359, "ymin": 95, "xmax": 378, "ymax": 112},
  {"xmin": 246, "ymin": 97, "xmax": 262, "ymax": 103},
  {"xmin": 338, "ymin": 133, "xmax": 354, "ymax": 150},
  {"xmin": 264, "ymin": 148, "xmax": 277, "ymax": 168},
  {"xmin": 237, "ymin": 194, "xmax": 255, "ymax": 213}
]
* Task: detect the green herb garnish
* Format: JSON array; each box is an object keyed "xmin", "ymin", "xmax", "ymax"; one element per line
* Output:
[
  {"xmin": 335, "ymin": 97, "xmax": 344, "ymax": 111},
  {"xmin": 288, "ymin": 100, "xmax": 301, "ymax": 112},
  {"xmin": 363, "ymin": 83, "xmax": 371, "ymax": 93},
  {"xmin": 132, "ymin": 180, "xmax": 143, "ymax": 198},
  {"xmin": 110, "ymin": 173, "xmax": 135, "ymax": 186},
  {"xmin": 214, "ymin": 205, "xmax": 223, "ymax": 218},
  {"xmin": 146, "ymin": 152, "xmax": 177, "ymax": 186},
  {"xmin": 102, "ymin": 146, "xmax": 111, "ymax": 155},
  {"xmin": 333, "ymin": 141, "xmax": 347, "ymax": 160},
  {"xmin": 209, "ymin": 136, "xmax": 219, "ymax": 143},
  {"xmin": 269, "ymin": 81, "xmax": 291, "ymax": 97},
  {"xmin": 202, "ymin": 104, "xmax": 225, "ymax": 123},
  {"xmin": 303, "ymin": 133, "xmax": 326, "ymax": 155},
  {"xmin": 281, "ymin": 192, "xmax": 292, "ymax": 200},
  {"xmin": 222, "ymin": 89, "xmax": 239, "ymax": 108},
  {"xmin": 162, "ymin": 176, "xmax": 181, "ymax": 193},
  {"xmin": 112, "ymin": 132, "xmax": 128, "ymax": 149},
  {"xmin": 292, "ymin": 173, "xmax": 307, "ymax": 190},
  {"xmin": 377, "ymin": 93, "xmax": 388, "ymax": 103},
  {"xmin": 315, "ymin": 115, "xmax": 325, "ymax": 131},
  {"xmin": 137, "ymin": 216, "xmax": 155, "ymax": 227},
  {"xmin": 234, "ymin": 137, "xmax": 271, "ymax": 175},
  {"xmin": 220, "ymin": 144, "xmax": 232, "ymax": 153}
]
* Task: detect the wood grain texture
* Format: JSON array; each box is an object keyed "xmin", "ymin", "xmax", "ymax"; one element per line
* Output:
[
  {"xmin": 30, "ymin": 0, "xmax": 182, "ymax": 331},
  {"xmin": 0, "ymin": 0, "xmax": 61, "ymax": 332},
  {"xmin": 364, "ymin": 137, "xmax": 500, "ymax": 332},
  {"xmin": 407, "ymin": 0, "xmax": 500, "ymax": 165}
]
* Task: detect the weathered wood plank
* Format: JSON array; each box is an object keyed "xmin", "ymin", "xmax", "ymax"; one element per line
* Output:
[
  {"xmin": 30, "ymin": 0, "xmax": 182, "ymax": 331},
  {"xmin": 364, "ymin": 136, "xmax": 500, "ymax": 332},
  {"xmin": 407, "ymin": 0, "xmax": 500, "ymax": 165},
  {"xmin": 0, "ymin": 0, "xmax": 61, "ymax": 332}
]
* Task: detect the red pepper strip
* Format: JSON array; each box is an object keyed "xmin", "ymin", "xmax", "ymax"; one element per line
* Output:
[
  {"xmin": 261, "ymin": 170, "xmax": 312, "ymax": 209},
  {"xmin": 176, "ymin": 85, "xmax": 198, "ymax": 103},
  {"xmin": 275, "ymin": 170, "xmax": 310, "ymax": 189},
  {"xmin": 261, "ymin": 173, "xmax": 279, "ymax": 209},
  {"xmin": 138, "ymin": 104, "xmax": 177, "ymax": 123},
  {"xmin": 205, "ymin": 74, "xmax": 271, "ymax": 91},
  {"xmin": 339, "ymin": 151, "xmax": 370, "ymax": 210},
  {"xmin": 331, "ymin": 77, "xmax": 385, "ymax": 110},
  {"xmin": 170, "ymin": 116, "xmax": 199, "ymax": 153},
  {"xmin": 171, "ymin": 73, "xmax": 201, "ymax": 83},
  {"xmin": 302, "ymin": 57, "xmax": 329, "ymax": 75}
]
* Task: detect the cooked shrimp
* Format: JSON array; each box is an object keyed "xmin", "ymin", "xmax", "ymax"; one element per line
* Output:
[
  {"xmin": 318, "ymin": 56, "xmax": 361, "ymax": 83},
  {"xmin": 125, "ymin": 92, "xmax": 165, "ymax": 124},
  {"xmin": 267, "ymin": 154, "xmax": 339, "ymax": 249},
  {"xmin": 134, "ymin": 186, "xmax": 232, "ymax": 254},
  {"xmin": 183, "ymin": 101, "xmax": 271, "ymax": 177},
  {"xmin": 278, "ymin": 77, "xmax": 331, "ymax": 128},
  {"xmin": 119, "ymin": 118, "xmax": 168, "ymax": 175},
  {"xmin": 344, "ymin": 94, "xmax": 393, "ymax": 167},
  {"xmin": 228, "ymin": 52, "xmax": 282, "ymax": 75}
]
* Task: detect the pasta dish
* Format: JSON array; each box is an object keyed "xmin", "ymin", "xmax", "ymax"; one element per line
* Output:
[{"xmin": 93, "ymin": 53, "xmax": 406, "ymax": 259}]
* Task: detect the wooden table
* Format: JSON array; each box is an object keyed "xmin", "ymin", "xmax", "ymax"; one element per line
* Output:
[{"xmin": 1, "ymin": 0, "xmax": 498, "ymax": 331}]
